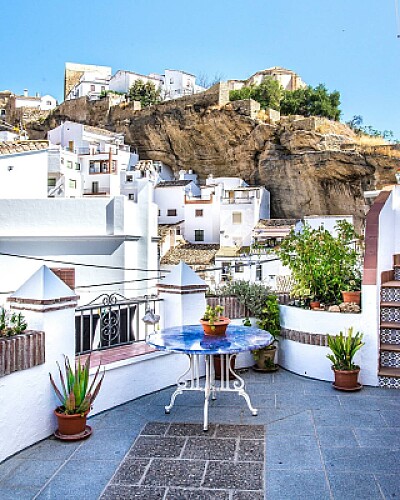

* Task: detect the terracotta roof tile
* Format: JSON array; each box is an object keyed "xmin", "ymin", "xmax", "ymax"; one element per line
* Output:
[
  {"xmin": 0, "ymin": 140, "xmax": 49, "ymax": 156},
  {"xmin": 161, "ymin": 243, "xmax": 219, "ymax": 266}
]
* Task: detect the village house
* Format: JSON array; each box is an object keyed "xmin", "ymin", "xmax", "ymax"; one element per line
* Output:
[
  {"xmin": 227, "ymin": 66, "xmax": 306, "ymax": 92},
  {"xmin": 64, "ymin": 62, "xmax": 112, "ymax": 100}
]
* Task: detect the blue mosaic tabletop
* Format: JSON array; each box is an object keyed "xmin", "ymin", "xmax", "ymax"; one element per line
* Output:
[{"xmin": 147, "ymin": 324, "xmax": 273, "ymax": 354}]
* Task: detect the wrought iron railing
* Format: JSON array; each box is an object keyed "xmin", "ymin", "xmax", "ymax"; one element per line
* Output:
[{"xmin": 75, "ymin": 293, "xmax": 162, "ymax": 355}]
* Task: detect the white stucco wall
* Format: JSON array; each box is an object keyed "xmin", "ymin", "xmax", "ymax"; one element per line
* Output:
[{"xmin": 0, "ymin": 150, "xmax": 48, "ymax": 199}]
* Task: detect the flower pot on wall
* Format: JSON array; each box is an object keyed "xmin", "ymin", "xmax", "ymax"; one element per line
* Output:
[
  {"xmin": 200, "ymin": 317, "xmax": 230, "ymax": 336},
  {"xmin": 310, "ymin": 301, "xmax": 321, "ymax": 310},
  {"xmin": 341, "ymin": 291, "xmax": 361, "ymax": 305}
]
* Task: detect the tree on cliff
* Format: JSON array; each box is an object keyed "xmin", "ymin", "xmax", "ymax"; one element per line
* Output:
[
  {"xmin": 230, "ymin": 77, "xmax": 282, "ymax": 110},
  {"xmin": 280, "ymin": 84, "xmax": 341, "ymax": 120},
  {"xmin": 128, "ymin": 80, "xmax": 160, "ymax": 107}
]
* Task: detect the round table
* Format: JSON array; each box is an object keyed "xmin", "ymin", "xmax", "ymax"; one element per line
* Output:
[{"xmin": 147, "ymin": 324, "xmax": 273, "ymax": 430}]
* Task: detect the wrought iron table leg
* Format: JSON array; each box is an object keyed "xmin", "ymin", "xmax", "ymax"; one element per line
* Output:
[
  {"xmin": 203, "ymin": 355, "xmax": 212, "ymax": 431},
  {"xmin": 165, "ymin": 354, "xmax": 193, "ymax": 414}
]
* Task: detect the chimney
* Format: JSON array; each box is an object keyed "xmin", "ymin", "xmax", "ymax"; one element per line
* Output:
[{"xmin": 23, "ymin": 89, "xmax": 28, "ymax": 97}]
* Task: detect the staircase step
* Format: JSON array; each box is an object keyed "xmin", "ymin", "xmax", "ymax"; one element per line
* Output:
[
  {"xmin": 381, "ymin": 322, "xmax": 400, "ymax": 329},
  {"xmin": 381, "ymin": 344, "xmax": 400, "ymax": 352},
  {"xmin": 382, "ymin": 281, "xmax": 400, "ymax": 288},
  {"xmin": 381, "ymin": 302, "xmax": 400, "ymax": 308},
  {"xmin": 379, "ymin": 367, "xmax": 400, "ymax": 378}
]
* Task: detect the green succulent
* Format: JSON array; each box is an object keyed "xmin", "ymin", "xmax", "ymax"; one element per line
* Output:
[
  {"xmin": 327, "ymin": 327, "xmax": 364, "ymax": 371},
  {"xmin": 49, "ymin": 355, "xmax": 105, "ymax": 415}
]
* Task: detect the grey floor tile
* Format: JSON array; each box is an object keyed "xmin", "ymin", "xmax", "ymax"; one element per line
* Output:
[
  {"xmin": 168, "ymin": 422, "xmax": 217, "ymax": 437},
  {"xmin": 237, "ymin": 439, "xmax": 265, "ymax": 462},
  {"xmin": 182, "ymin": 437, "xmax": 236, "ymax": 460},
  {"xmin": 141, "ymin": 421, "xmax": 170, "ymax": 436},
  {"xmin": 215, "ymin": 423, "xmax": 265, "ymax": 439},
  {"xmin": 267, "ymin": 434, "xmax": 323, "ymax": 470},
  {"xmin": 267, "ymin": 410, "xmax": 314, "ymax": 435},
  {"xmin": 71, "ymin": 428, "xmax": 135, "ymax": 460},
  {"xmin": 375, "ymin": 474, "xmax": 400, "ymax": 499},
  {"xmin": 313, "ymin": 408, "xmax": 386, "ymax": 428},
  {"xmin": 232, "ymin": 491, "xmax": 264, "ymax": 500},
  {"xmin": 143, "ymin": 459, "xmax": 205, "ymax": 487},
  {"xmin": 1, "ymin": 459, "xmax": 64, "ymax": 488},
  {"xmin": 276, "ymin": 393, "xmax": 341, "ymax": 410},
  {"xmin": 328, "ymin": 472, "xmax": 383, "ymax": 500},
  {"xmin": 37, "ymin": 459, "xmax": 120, "ymax": 500},
  {"xmin": 323, "ymin": 447, "xmax": 400, "ymax": 473},
  {"xmin": 9, "ymin": 438, "xmax": 80, "ymax": 461},
  {"xmin": 101, "ymin": 484, "xmax": 166, "ymax": 499},
  {"xmin": 266, "ymin": 469, "xmax": 330, "ymax": 500},
  {"xmin": 109, "ymin": 458, "xmax": 150, "ymax": 485},
  {"xmin": 380, "ymin": 410, "xmax": 400, "ymax": 427},
  {"xmin": 0, "ymin": 486, "xmax": 39, "ymax": 500},
  {"xmin": 354, "ymin": 428, "xmax": 400, "ymax": 448},
  {"xmin": 317, "ymin": 427, "xmax": 359, "ymax": 448},
  {"xmin": 202, "ymin": 461, "xmax": 263, "ymax": 490}
]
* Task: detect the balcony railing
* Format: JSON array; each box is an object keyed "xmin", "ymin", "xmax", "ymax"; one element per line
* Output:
[{"xmin": 221, "ymin": 197, "xmax": 254, "ymax": 205}]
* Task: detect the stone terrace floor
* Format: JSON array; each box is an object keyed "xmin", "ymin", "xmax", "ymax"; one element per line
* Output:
[{"xmin": 1, "ymin": 369, "xmax": 400, "ymax": 499}]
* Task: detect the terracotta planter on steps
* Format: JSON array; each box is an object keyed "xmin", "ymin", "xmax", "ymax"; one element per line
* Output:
[{"xmin": 341, "ymin": 291, "xmax": 361, "ymax": 305}]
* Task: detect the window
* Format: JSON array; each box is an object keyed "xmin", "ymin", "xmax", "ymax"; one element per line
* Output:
[
  {"xmin": 128, "ymin": 194, "xmax": 135, "ymax": 201},
  {"xmin": 235, "ymin": 262, "xmax": 244, "ymax": 273},
  {"xmin": 256, "ymin": 264, "xmax": 262, "ymax": 281},
  {"xmin": 0, "ymin": 109, "xmax": 5, "ymax": 116},
  {"xmin": 75, "ymin": 163, "xmax": 80, "ymax": 171},
  {"xmin": 167, "ymin": 209, "xmax": 177, "ymax": 216},
  {"xmin": 126, "ymin": 175, "xmax": 133, "ymax": 182},
  {"xmin": 232, "ymin": 212, "xmax": 242, "ymax": 224},
  {"xmin": 158, "ymin": 209, "xmax": 161, "ymax": 216},
  {"xmin": 170, "ymin": 78, "xmax": 174, "ymax": 84},
  {"xmin": 195, "ymin": 209, "xmax": 203, "ymax": 217},
  {"xmin": 195, "ymin": 230, "xmax": 204, "ymax": 242},
  {"xmin": 90, "ymin": 85, "xmax": 95, "ymax": 92},
  {"xmin": 176, "ymin": 228, "xmax": 181, "ymax": 235},
  {"xmin": 69, "ymin": 180, "xmax": 76, "ymax": 189},
  {"xmin": 60, "ymin": 158, "xmax": 64, "ymax": 164},
  {"xmin": 101, "ymin": 86, "xmax": 105, "ymax": 92},
  {"xmin": 48, "ymin": 178, "xmax": 56, "ymax": 187},
  {"xmin": 66, "ymin": 161, "xmax": 73, "ymax": 169}
]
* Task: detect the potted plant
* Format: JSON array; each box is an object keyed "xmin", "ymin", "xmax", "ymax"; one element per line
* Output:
[
  {"xmin": 251, "ymin": 294, "xmax": 281, "ymax": 371},
  {"xmin": 327, "ymin": 327, "xmax": 364, "ymax": 390},
  {"xmin": 200, "ymin": 304, "xmax": 230, "ymax": 336},
  {"xmin": 341, "ymin": 275, "xmax": 362, "ymax": 305},
  {"xmin": 277, "ymin": 220, "xmax": 363, "ymax": 307},
  {"xmin": 0, "ymin": 308, "xmax": 27, "ymax": 337},
  {"xmin": 49, "ymin": 355, "xmax": 105, "ymax": 439}
]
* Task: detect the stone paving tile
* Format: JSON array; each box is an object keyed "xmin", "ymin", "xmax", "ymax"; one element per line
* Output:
[
  {"xmin": 166, "ymin": 488, "xmax": 230, "ymax": 499},
  {"xmin": 316, "ymin": 426, "xmax": 359, "ymax": 448},
  {"xmin": 0, "ymin": 486, "xmax": 39, "ymax": 500},
  {"xmin": 168, "ymin": 422, "xmax": 217, "ymax": 436},
  {"xmin": 109, "ymin": 458, "xmax": 150, "ymax": 485},
  {"xmin": 266, "ymin": 410, "xmax": 314, "ymax": 435},
  {"xmin": 71, "ymin": 428, "xmax": 135, "ymax": 460},
  {"xmin": 142, "ymin": 459, "xmax": 206, "ymax": 487},
  {"xmin": 327, "ymin": 472, "xmax": 383, "ymax": 500},
  {"xmin": 202, "ymin": 461, "xmax": 264, "ymax": 490},
  {"xmin": 0, "ymin": 458, "xmax": 64, "ymax": 488},
  {"xmin": 232, "ymin": 491, "xmax": 264, "ymax": 500},
  {"xmin": 266, "ymin": 469, "xmax": 331, "ymax": 500},
  {"xmin": 380, "ymin": 410, "xmax": 400, "ymax": 427},
  {"xmin": 237, "ymin": 439, "xmax": 264, "ymax": 462},
  {"xmin": 128, "ymin": 435, "xmax": 186, "ymax": 458},
  {"xmin": 8, "ymin": 437, "xmax": 80, "ymax": 461},
  {"xmin": 276, "ymin": 393, "xmax": 341, "ymax": 410},
  {"xmin": 375, "ymin": 474, "xmax": 400, "ymax": 498},
  {"xmin": 313, "ymin": 408, "xmax": 386, "ymax": 428},
  {"xmin": 141, "ymin": 421, "xmax": 170, "ymax": 436},
  {"xmin": 267, "ymin": 434, "xmax": 323, "ymax": 470},
  {"xmin": 101, "ymin": 484, "xmax": 166, "ymax": 499},
  {"xmin": 182, "ymin": 437, "xmax": 236, "ymax": 460}
]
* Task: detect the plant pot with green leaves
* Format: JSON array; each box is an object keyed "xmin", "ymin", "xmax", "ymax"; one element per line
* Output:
[
  {"xmin": 327, "ymin": 327, "xmax": 364, "ymax": 391},
  {"xmin": 249, "ymin": 295, "xmax": 281, "ymax": 372},
  {"xmin": 50, "ymin": 355, "xmax": 105, "ymax": 439},
  {"xmin": 200, "ymin": 304, "xmax": 230, "ymax": 336}
]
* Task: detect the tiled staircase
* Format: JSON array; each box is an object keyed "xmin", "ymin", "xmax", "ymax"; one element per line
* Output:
[{"xmin": 379, "ymin": 255, "xmax": 400, "ymax": 388}]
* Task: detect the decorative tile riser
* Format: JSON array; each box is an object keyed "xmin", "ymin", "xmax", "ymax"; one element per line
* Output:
[
  {"xmin": 379, "ymin": 376, "xmax": 400, "ymax": 389},
  {"xmin": 380, "ymin": 328, "xmax": 400, "ymax": 344},
  {"xmin": 381, "ymin": 288, "xmax": 400, "ymax": 302},
  {"xmin": 395, "ymin": 268, "xmax": 400, "ymax": 280},
  {"xmin": 381, "ymin": 307, "xmax": 400, "ymax": 323},
  {"xmin": 380, "ymin": 351, "xmax": 400, "ymax": 368}
]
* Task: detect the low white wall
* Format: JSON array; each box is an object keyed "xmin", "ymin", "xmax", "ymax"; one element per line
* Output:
[{"xmin": 279, "ymin": 286, "xmax": 379, "ymax": 386}]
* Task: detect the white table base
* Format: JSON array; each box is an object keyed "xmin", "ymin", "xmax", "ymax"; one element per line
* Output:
[{"xmin": 164, "ymin": 354, "xmax": 258, "ymax": 431}]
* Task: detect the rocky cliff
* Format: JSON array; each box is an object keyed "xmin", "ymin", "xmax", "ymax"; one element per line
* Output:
[{"xmin": 28, "ymin": 86, "xmax": 399, "ymax": 229}]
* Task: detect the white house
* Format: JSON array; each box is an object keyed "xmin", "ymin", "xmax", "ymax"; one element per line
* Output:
[
  {"xmin": 160, "ymin": 69, "xmax": 205, "ymax": 100},
  {"xmin": 0, "ymin": 189, "xmax": 159, "ymax": 305},
  {"xmin": 227, "ymin": 66, "xmax": 306, "ymax": 92},
  {"xmin": 48, "ymin": 121, "xmax": 138, "ymax": 197},
  {"xmin": 0, "ymin": 141, "xmax": 49, "ymax": 199},
  {"xmin": 109, "ymin": 70, "xmax": 162, "ymax": 94},
  {"xmin": 14, "ymin": 90, "xmax": 57, "ymax": 111},
  {"xmin": 64, "ymin": 63, "xmax": 112, "ymax": 101}
]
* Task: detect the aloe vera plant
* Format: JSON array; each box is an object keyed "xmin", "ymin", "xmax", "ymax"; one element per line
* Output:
[
  {"xmin": 327, "ymin": 327, "xmax": 364, "ymax": 371},
  {"xmin": 49, "ymin": 355, "xmax": 105, "ymax": 415}
]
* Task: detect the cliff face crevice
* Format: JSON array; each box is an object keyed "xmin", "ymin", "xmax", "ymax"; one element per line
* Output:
[{"xmin": 28, "ymin": 93, "xmax": 399, "ymax": 229}]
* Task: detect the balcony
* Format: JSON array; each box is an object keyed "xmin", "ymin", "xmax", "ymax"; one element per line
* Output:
[{"xmin": 221, "ymin": 196, "xmax": 254, "ymax": 205}]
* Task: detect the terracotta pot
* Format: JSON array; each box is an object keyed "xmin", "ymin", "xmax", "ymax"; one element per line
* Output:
[
  {"xmin": 341, "ymin": 291, "xmax": 361, "ymax": 305},
  {"xmin": 254, "ymin": 346, "xmax": 277, "ymax": 370},
  {"xmin": 310, "ymin": 301, "xmax": 321, "ymax": 310},
  {"xmin": 214, "ymin": 354, "xmax": 236, "ymax": 380},
  {"xmin": 332, "ymin": 368, "xmax": 360, "ymax": 390},
  {"xmin": 55, "ymin": 408, "xmax": 89, "ymax": 436},
  {"xmin": 200, "ymin": 317, "xmax": 230, "ymax": 336}
]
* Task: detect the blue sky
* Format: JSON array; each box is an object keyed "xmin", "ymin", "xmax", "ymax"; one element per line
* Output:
[{"xmin": 1, "ymin": 0, "xmax": 399, "ymax": 138}]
